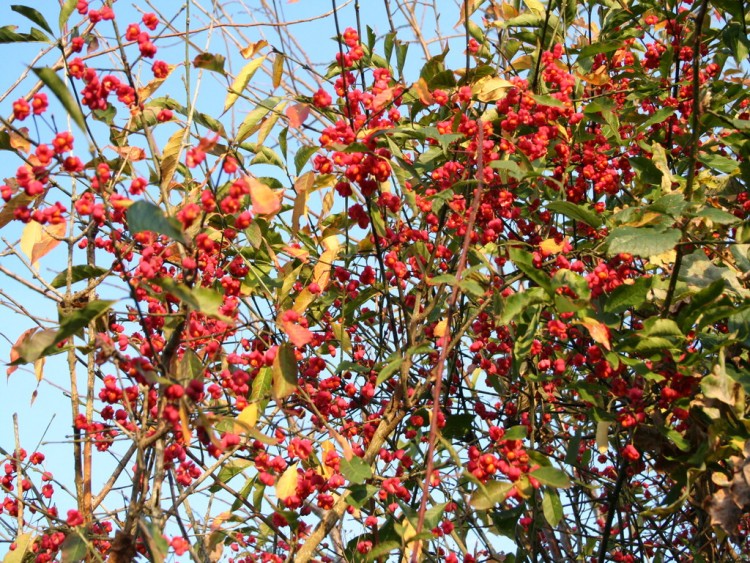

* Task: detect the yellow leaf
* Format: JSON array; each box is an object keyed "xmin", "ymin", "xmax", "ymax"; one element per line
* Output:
[
  {"xmin": 160, "ymin": 128, "xmax": 185, "ymax": 190},
  {"xmin": 272, "ymin": 52, "xmax": 284, "ymax": 89},
  {"xmin": 247, "ymin": 177, "xmax": 283, "ymax": 216},
  {"xmin": 138, "ymin": 65, "xmax": 174, "ymax": 101},
  {"xmin": 651, "ymin": 142, "xmax": 674, "ymax": 193},
  {"xmin": 108, "ymin": 145, "xmax": 146, "ymax": 161},
  {"xmin": 473, "ymin": 76, "xmax": 514, "ymax": 103},
  {"xmin": 292, "ymin": 171, "xmax": 314, "ymax": 236},
  {"xmin": 539, "ymin": 238, "xmax": 566, "ymax": 256},
  {"xmin": 21, "ymin": 220, "xmax": 66, "ymax": 269},
  {"xmin": 312, "ymin": 232, "xmax": 341, "ymax": 290},
  {"xmin": 293, "ymin": 288, "xmax": 315, "ymax": 315},
  {"xmin": 434, "ymin": 319, "xmax": 448, "ymax": 338},
  {"xmin": 33, "ymin": 357, "xmax": 44, "ymax": 383},
  {"xmin": 272, "ymin": 343, "xmax": 297, "ymax": 400},
  {"xmin": 235, "ymin": 404, "xmax": 258, "ymax": 433},
  {"xmin": 179, "ymin": 402, "xmax": 192, "ymax": 443},
  {"xmin": 596, "ymin": 421, "xmax": 610, "ymax": 454},
  {"xmin": 523, "ymin": 0, "xmax": 545, "ymax": 17},
  {"xmin": 225, "ymin": 56, "xmax": 267, "ymax": 112},
  {"xmin": 275, "ymin": 462, "xmax": 298, "ymax": 500},
  {"xmin": 240, "ymin": 40, "xmax": 268, "ymax": 59}
]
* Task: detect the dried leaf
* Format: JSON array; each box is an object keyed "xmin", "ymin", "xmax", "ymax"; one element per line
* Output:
[
  {"xmin": 108, "ymin": 145, "xmax": 146, "ymax": 161},
  {"xmin": 240, "ymin": 40, "xmax": 269, "ymax": 59},
  {"xmin": 473, "ymin": 76, "xmax": 514, "ymax": 102}
]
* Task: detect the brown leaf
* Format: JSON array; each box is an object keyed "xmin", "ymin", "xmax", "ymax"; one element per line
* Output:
[
  {"xmin": 708, "ymin": 488, "xmax": 742, "ymax": 534},
  {"xmin": 240, "ymin": 40, "xmax": 269, "ymax": 59},
  {"xmin": 108, "ymin": 145, "xmax": 146, "ymax": 161}
]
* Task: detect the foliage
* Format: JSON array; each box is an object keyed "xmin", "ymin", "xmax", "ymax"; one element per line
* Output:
[{"xmin": 1, "ymin": 0, "xmax": 750, "ymax": 562}]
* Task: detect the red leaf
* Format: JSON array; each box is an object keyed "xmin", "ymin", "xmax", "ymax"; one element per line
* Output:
[{"xmin": 285, "ymin": 104, "xmax": 310, "ymax": 129}]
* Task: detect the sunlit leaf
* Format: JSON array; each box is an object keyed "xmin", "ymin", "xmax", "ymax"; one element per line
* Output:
[
  {"xmin": 285, "ymin": 104, "xmax": 310, "ymax": 128},
  {"xmin": 272, "ymin": 343, "xmax": 297, "ymax": 400},
  {"xmin": 248, "ymin": 177, "xmax": 283, "ymax": 216},
  {"xmin": 20, "ymin": 220, "xmax": 65, "ymax": 269},
  {"xmin": 275, "ymin": 463, "xmax": 299, "ymax": 500},
  {"xmin": 193, "ymin": 52, "xmax": 226, "ymax": 74},
  {"xmin": 127, "ymin": 200, "xmax": 186, "ymax": 244},
  {"xmin": 32, "ymin": 67, "xmax": 86, "ymax": 132},
  {"xmin": 225, "ymin": 56, "xmax": 266, "ymax": 111}
]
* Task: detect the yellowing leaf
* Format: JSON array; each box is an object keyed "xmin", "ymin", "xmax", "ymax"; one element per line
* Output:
[
  {"xmin": 235, "ymin": 404, "xmax": 258, "ymax": 433},
  {"xmin": 292, "ymin": 171, "xmax": 314, "ymax": 236},
  {"xmin": 160, "ymin": 129, "xmax": 185, "ymax": 190},
  {"xmin": 577, "ymin": 66, "xmax": 610, "ymax": 86},
  {"xmin": 313, "ymin": 232, "xmax": 341, "ymax": 290},
  {"xmin": 413, "ymin": 77, "xmax": 434, "ymax": 105},
  {"xmin": 138, "ymin": 66, "xmax": 174, "ymax": 101},
  {"xmin": 473, "ymin": 76, "xmax": 514, "ymax": 102},
  {"xmin": 225, "ymin": 56, "xmax": 267, "ymax": 112},
  {"xmin": 581, "ymin": 317, "xmax": 611, "ymax": 351},
  {"xmin": 272, "ymin": 53, "xmax": 284, "ymax": 89},
  {"xmin": 523, "ymin": 0, "xmax": 546, "ymax": 17},
  {"xmin": 21, "ymin": 220, "xmax": 66, "ymax": 269},
  {"xmin": 240, "ymin": 40, "xmax": 269, "ymax": 59},
  {"xmin": 247, "ymin": 177, "xmax": 283, "ymax": 216},
  {"xmin": 275, "ymin": 462, "xmax": 298, "ymax": 499},
  {"xmin": 272, "ymin": 343, "xmax": 297, "ymax": 400}
]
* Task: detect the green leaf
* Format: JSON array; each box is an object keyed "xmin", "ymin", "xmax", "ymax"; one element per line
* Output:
[
  {"xmin": 697, "ymin": 152, "xmax": 738, "ymax": 174},
  {"xmin": 641, "ymin": 107, "xmax": 675, "ymax": 129},
  {"xmin": 546, "ymin": 201, "xmax": 602, "ymax": 228},
  {"xmin": 225, "ymin": 56, "xmax": 267, "ymax": 111},
  {"xmin": 376, "ymin": 356, "xmax": 401, "ymax": 387},
  {"xmin": 3, "ymin": 533, "xmax": 33, "ymax": 563},
  {"xmin": 193, "ymin": 52, "xmax": 226, "ymax": 74},
  {"xmin": 11, "ymin": 5, "xmax": 53, "ymax": 35},
  {"xmin": 603, "ymin": 277, "xmax": 652, "ymax": 313},
  {"xmin": 295, "ymin": 145, "xmax": 319, "ymax": 175},
  {"xmin": 470, "ymin": 480, "xmax": 513, "ymax": 510},
  {"xmin": 141, "ymin": 520, "xmax": 168, "ymax": 563},
  {"xmin": 530, "ymin": 466, "xmax": 571, "ymax": 488},
  {"xmin": 56, "ymin": 300, "xmax": 116, "ymax": 344},
  {"xmin": 542, "ymin": 489, "xmax": 563, "ymax": 527},
  {"xmin": 51, "ymin": 265, "xmax": 108, "ymax": 288},
  {"xmin": 340, "ymin": 456, "xmax": 372, "ymax": 484},
  {"xmin": 60, "ymin": 533, "xmax": 88, "ymax": 563},
  {"xmin": 127, "ymin": 200, "xmax": 187, "ymax": 244},
  {"xmin": 59, "ymin": 0, "xmax": 77, "ymax": 31},
  {"xmin": 272, "ymin": 342, "xmax": 297, "ymax": 400},
  {"xmin": 13, "ymin": 329, "xmax": 57, "ymax": 364},
  {"xmin": 345, "ymin": 484, "xmax": 378, "ymax": 509},
  {"xmin": 210, "ymin": 459, "xmax": 252, "ymax": 492},
  {"xmin": 504, "ymin": 425, "xmax": 528, "ymax": 440},
  {"xmin": 442, "ymin": 414, "xmax": 473, "ymax": 441},
  {"xmin": 606, "ymin": 227, "xmax": 681, "ymax": 258},
  {"xmin": 32, "ymin": 67, "xmax": 86, "ymax": 132},
  {"xmin": 237, "ymin": 97, "xmax": 280, "ymax": 143},
  {"xmin": 509, "ymin": 247, "xmax": 551, "ymax": 292},
  {"xmin": 0, "ymin": 25, "xmax": 49, "ymax": 43}
]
